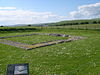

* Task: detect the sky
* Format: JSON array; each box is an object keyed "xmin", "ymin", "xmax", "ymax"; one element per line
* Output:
[{"xmin": 0, "ymin": 0, "xmax": 100, "ymax": 26}]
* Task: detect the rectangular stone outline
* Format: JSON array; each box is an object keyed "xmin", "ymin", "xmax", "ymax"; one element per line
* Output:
[{"xmin": 0, "ymin": 33, "xmax": 85, "ymax": 50}]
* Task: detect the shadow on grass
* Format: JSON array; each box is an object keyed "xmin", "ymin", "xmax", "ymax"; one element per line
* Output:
[{"xmin": 0, "ymin": 28, "xmax": 40, "ymax": 33}]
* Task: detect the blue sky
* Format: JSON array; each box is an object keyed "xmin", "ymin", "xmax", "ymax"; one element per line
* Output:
[{"xmin": 0, "ymin": 0, "xmax": 100, "ymax": 25}]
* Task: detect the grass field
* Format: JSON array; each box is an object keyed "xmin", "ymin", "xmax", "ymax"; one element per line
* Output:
[
  {"xmin": 29, "ymin": 24, "xmax": 100, "ymax": 30},
  {"xmin": 0, "ymin": 27, "xmax": 100, "ymax": 75},
  {"xmin": 4, "ymin": 35, "xmax": 67, "ymax": 44},
  {"xmin": 42, "ymin": 24, "xmax": 100, "ymax": 30},
  {"xmin": 0, "ymin": 24, "xmax": 100, "ymax": 30}
]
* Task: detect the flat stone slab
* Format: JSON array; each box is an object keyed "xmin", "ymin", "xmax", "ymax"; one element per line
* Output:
[{"xmin": 0, "ymin": 33, "xmax": 86, "ymax": 50}]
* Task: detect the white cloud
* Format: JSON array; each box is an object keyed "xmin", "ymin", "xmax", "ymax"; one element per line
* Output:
[
  {"xmin": 0, "ymin": 8, "xmax": 66, "ymax": 25},
  {"xmin": 1, "ymin": 3, "xmax": 100, "ymax": 25},
  {"xmin": 70, "ymin": 2, "xmax": 100, "ymax": 19},
  {"xmin": 0, "ymin": 7, "xmax": 16, "ymax": 10}
]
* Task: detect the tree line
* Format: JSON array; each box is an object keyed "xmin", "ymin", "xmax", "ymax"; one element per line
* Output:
[{"xmin": 48, "ymin": 19, "xmax": 100, "ymax": 26}]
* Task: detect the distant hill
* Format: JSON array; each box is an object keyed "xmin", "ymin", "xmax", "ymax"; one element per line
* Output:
[
  {"xmin": 28, "ymin": 18, "xmax": 100, "ymax": 26},
  {"xmin": 45, "ymin": 18, "xmax": 100, "ymax": 26},
  {"xmin": 2, "ymin": 18, "xmax": 100, "ymax": 27}
]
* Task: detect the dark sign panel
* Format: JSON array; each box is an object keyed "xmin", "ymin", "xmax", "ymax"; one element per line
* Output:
[{"xmin": 6, "ymin": 63, "xmax": 29, "ymax": 75}]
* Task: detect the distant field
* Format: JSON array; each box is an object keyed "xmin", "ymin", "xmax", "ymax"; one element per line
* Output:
[
  {"xmin": 0, "ymin": 27, "xmax": 100, "ymax": 75},
  {"xmin": 43, "ymin": 24, "xmax": 100, "ymax": 30},
  {"xmin": 0, "ymin": 24, "xmax": 100, "ymax": 30}
]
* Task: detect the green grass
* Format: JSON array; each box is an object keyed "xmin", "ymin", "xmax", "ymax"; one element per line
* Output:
[
  {"xmin": 0, "ymin": 28, "xmax": 100, "ymax": 75},
  {"xmin": 44, "ymin": 24, "xmax": 100, "ymax": 30},
  {"xmin": 4, "ymin": 35, "xmax": 67, "ymax": 44}
]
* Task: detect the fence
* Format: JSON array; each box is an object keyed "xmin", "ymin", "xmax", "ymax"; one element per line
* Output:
[{"xmin": 38, "ymin": 24, "xmax": 100, "ymax": 30}]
